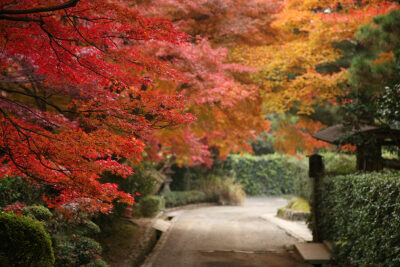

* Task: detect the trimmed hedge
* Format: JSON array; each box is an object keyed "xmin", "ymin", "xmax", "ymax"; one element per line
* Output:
[
  {"xmin": 225, "ymin": 154, "xmax": 308, "ymax": 196},
  {"xmin": 0, "ymin": 212, "xmax": 55, "ymax": 267},
  {"xmin": 139, "ymin": 196, "xmax": 164, "ymax": 217},
  {"xmin": 321, "ymin": 152, "xmax": 356, "ymax": 176},
  {"xmin": 163, "ymin": 191, "xmax": 208, "ymax": 208},
  {"xmin": 317, "ymin": 171, "xmax": 400, "ymax": 266}
]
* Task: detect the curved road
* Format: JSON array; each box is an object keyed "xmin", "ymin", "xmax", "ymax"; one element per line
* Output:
[{"xmin": 144, "ymin": 198, "xmax": 310, "ymax": 267}]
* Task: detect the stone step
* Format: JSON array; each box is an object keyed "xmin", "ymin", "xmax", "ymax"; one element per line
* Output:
[
  {"xmin": 152, "ymin": 219, "xmax": 171, "ymax": 232},
  {"xmin": 294, "ymin": 242, "xmax": 331, "ymax": 264}
]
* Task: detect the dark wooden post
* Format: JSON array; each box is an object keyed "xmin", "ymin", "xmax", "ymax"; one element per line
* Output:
[
  {"xmin": 309, "ymin": 153, "xmax": 324, "ymax": 242},
  {"xmin": 356, "ymin": 144, "xmax": 383, "ymax": 171}
]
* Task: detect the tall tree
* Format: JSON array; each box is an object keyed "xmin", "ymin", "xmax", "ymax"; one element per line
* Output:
[
  {"xmin": 133, "ymin": 0, "xmax": 281, "ymax": 165},
  {"xmin": 344, "ymin": 9, "xmax": 400, "ymax": 127},
  {"xmin": 231, "ymin": 0, "xmax": 399, "ymax": 154},
  {"xmin": 0, "ymin": 0, "xmax": 194, "ymax": 213}
]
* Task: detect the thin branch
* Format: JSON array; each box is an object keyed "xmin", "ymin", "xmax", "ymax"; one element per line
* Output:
[
  {"xmin": 0, "ymin": 0, "xmax": 80, "ymax": 15},
  {"xmin": 0, "ymin": 15, "xmax": 42, "ymax": 22}
]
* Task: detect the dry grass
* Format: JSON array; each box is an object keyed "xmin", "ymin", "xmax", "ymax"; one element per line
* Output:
[{"xmin": 196, "ymin": 176, "xmax": 246, "ymax": 206}]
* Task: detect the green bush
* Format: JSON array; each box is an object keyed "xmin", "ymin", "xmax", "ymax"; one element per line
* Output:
[
  {"xmin": 317, "ymin": 171, "xmax": 400, "ymax": 266},
  {"xmin": 101, "ymin": 163, "xmax": 160, "ymax": 197},
  {"xmin": 0, "ymin": 176, "xmax": 45, "ymax": 208},
  {"xmin": 79, "ymin": 220, "xmax": 101, "ymax": 236},
  {"xmin": 86, "ymin": 259, "xmax": 110, "ymax": 267},
  {"xmin": 224, "ymin": 153, "xmax": 308, "ymax": 196},
  {"xmin": 163, "ymin": 190, "xmax": 208, "ymax": 208},
  {"xmin": 0, "ymin": 212, "xmax": 55, "ymax": 267},
  {"xmin": 321, "ymin": 152, "xmax": 356, "ymax": 176},
  {"xmin": 22, "ymin": 205, "xmax": 52, "ymax": 221},
  {"xmin": 54, "ymin": 236, "xmax": 102, "ymax": 266},
  {"xmin": 139, "ymin": 196, "xmax": 164, "ymax": 217}
]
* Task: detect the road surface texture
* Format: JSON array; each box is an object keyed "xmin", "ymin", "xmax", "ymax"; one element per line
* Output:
[{"xmin": 144, "ymin": 198, "xmax": 311, "ymax": 267}]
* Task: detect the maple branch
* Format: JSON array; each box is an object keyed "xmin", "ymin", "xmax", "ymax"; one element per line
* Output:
[
  {"xmin": 1, "ymin": 87, "xmax": 65, "ymax": 114},
  {"xmin": 0, "ymin": 0, "xmax": 80, "ymax": 15},
  {"xmin": 0, "ymin": 106, "xmax": 59, "ymax": 139},
  {"xmin": 0, "ymin": 15, "xmax": 42, "ymax": 22},
  {"xmin": 64, "ymin": 11, "xmax": 104, "ymax": 52}
]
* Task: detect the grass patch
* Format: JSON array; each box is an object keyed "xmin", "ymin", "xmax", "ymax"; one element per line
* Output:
[
  {"xmin": 277, "ymin": 197, "xmax": 311, "ymax": 221},
  {"xmin": 286, "ymin": 197, "xmax": 310, "ymax": 212}
]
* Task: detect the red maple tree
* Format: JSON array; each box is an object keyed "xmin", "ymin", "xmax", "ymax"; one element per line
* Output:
[{"xmin": 0, "ymin": 0, "xmax": 194, "ymax": 213}]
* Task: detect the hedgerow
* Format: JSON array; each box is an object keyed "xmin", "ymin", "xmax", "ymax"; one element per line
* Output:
[
  {"xmin": 317, "ymin": 171, "xmax": 400, "ymax": 266},
  {"xmin": 163, "ymin": 191, "xmax": 208, "ymax": 208},
  {"xmin": 224, "ymin": 153, "xmax": 308, "ymax": 196}
]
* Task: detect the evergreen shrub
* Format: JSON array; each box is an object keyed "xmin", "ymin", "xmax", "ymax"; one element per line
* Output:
[
  {"xmin": 139, "ymin": 196, "xmax": 164, "ymax": 217},
  {"xmin": 22, "ymin": 205, "xmax": 52, "ymax": 221},
  {"xmin": 317, "ymin": 171, "xmax": 400, "ymax": 266},
  {"xmin": 54, "ymin": 236, "xmax": 102, "ymax": 266},
  {"xmin": 225, "ymin": 153, "xmax": 308, "ymax": 196},
  {"xmin": 0, "ymin": 212, "xmax": 55, "ymax": 267},
  {"xmin": 163, "ymin": 190, "xmax": 208, "ymax": 208},
  {"xmin": 321, "ymin": 152, "xmax": 356, "ymax": 176},
  {"xmin": 0, "ymin": 176, "xmax": 45, "ymax": 208}
]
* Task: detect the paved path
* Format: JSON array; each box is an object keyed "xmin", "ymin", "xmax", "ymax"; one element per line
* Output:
[{"xmin": 143, "ymin": 198, "xmax": 311, "ymax": 267}]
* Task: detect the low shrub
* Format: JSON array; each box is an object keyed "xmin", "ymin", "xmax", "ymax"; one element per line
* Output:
[
  {"xmin": 317, "ymin": 171, "xmax": 400, "ymax": 266},
  {"xmin": 101, "ymin": 163, "xmax": 161, "ymax": 197},
  {"xmin": 3, "ymin": 201, "xmax": 26, "ymax": 215},
  {"xmin": 86, "ymin": 259, "xmax": 110, "ymax": 267},
  {"xmin": 0, "ymin": 212, "xmax": 55, "ymax": 267},
  {"xmin": 22, "ymin": 205, "xmax": 52, "ymax": 221},
  {"xmin": 196, "ymin": 176, "xmax": 246, "ymax": 205},
  {"xmin": 0, "ymin": 176, "xmax": 45, "ymax": 208},
  {"xmin": 215, "ymin": 178, "xmax": 246, "ymax": 205},
  {"xmin": 163, "ymin": 190, "xmax": 208, "ymax": 208},
  {"xmin": 139, "ymin": 196, "xmax": 164, "ymax": 217},
  {"xmin": 54, "ymin": 236, "xmax": 102, "ymax": 266}
]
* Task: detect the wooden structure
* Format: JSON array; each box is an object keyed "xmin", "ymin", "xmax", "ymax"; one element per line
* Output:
[
  {"xmin": 312, "ymin": 124, "xmax": 400, "ymax": 171},
  {"xmin": 308, "ymin": 154, "xmax": 324, "ymax": 242},
  {"xmin": 295, "ymin": 155, "xmax": 331, "ymax": 266}
]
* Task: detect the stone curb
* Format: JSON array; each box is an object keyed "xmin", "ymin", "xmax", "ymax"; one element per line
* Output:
[{"xmin": 260, "ymin": 214, "xmax": 313, "ymax": 242}]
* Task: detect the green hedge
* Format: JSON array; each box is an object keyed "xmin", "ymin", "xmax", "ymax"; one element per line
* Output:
[
  {"xmin": 139, "ymin": 196, "xmax": 165, "ymax": 217},
  {"xmin": 0, "ymin": 212, "xmax": 55, "ymax": 267},
  {"xmin": 163, "ymin": 191, "xmax": 208, "ymax": 208},
  {"xmin": 321, "ymin": 152, "xmax": 356, "ymax": 176},
  {"xmin": 224, "ymin": 154, "xmax": 308, "ymax": 196},
  {"xmin": 317, "ymin": 171, "xmax": 400, "ymax": 266}
]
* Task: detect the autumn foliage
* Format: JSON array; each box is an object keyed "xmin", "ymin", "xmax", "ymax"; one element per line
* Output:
[
  {"xmin": 231, "ymin": 0, "xmax": 399, "ymax": 153},
  {"xmin": 0, "ymin": 0, "xmax": 195, "ymax": 212},
  {"xmin": 2, "ymin": 0, "xmax": 399, "ymax": 213}
]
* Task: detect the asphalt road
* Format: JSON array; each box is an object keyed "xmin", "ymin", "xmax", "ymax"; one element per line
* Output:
[{"xmin": 145, "ymin": 198, "xmax": 310, "ymax": 267}]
